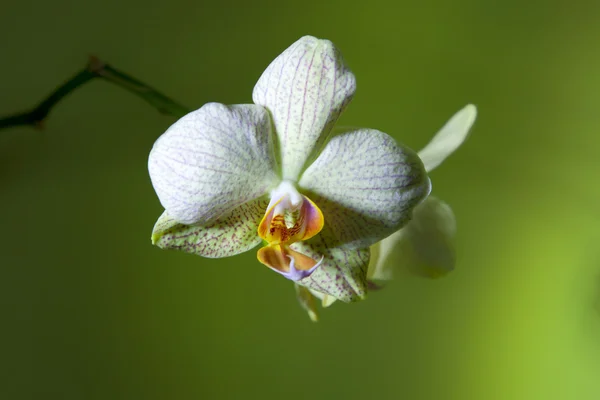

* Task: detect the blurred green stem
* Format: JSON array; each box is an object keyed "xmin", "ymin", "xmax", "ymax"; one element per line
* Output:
[{"xmin": 0, "ymin": 57, "xmax": 190, "ymax": 130}]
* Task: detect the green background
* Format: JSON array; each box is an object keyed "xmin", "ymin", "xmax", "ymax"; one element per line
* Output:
[{"xmin": 2, "ymin": 0, "xmax": 600, "ymax": 399}]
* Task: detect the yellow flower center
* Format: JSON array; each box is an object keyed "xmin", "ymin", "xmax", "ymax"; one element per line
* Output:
[{"xmin": 256, "ymin": 182, "xmax": 324, "ymax": 279}]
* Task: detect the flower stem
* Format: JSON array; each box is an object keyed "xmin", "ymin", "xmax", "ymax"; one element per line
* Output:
[{"xmin": 0, "ymin": 56, "xmax": 190, "ymax": 131}]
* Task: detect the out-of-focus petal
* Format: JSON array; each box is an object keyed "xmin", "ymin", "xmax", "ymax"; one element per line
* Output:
[
  {"xmin": 418, "ymin": 104, "xmax": 477, "ymax": 172},
  {"xmin": 299, "ymin": 128, "xmax": 431, "ymax": 249},
  {"xmin": 149, "ymin": 103, "xmax": 279, "ymax": 225},
  {"xmin": 308, "ymin": 289, "xmax": 338, "ymax": 308},
  {"xmin": 294, "ymin": 284, "xmax": 319, "ymax": 322},
  {"xmin": 368, "ymin": 196, "xmax": 457, "ymax": 280},
  {"xmin": 252, "ymin": 36, "xmax": 356, "ymax": 181},
  {"xmin": 151, "ymin": 197, "xmax": 268, "ymax": 258}
]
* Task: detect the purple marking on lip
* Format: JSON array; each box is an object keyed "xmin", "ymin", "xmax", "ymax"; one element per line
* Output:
[{"xmin": 272, "ymin": 255, "xmax": 324, "ymax": 281}]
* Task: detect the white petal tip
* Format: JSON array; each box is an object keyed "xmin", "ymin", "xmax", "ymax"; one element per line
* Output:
[
  {"xmin": 459, "ymin": 104, "xmax": 477, "ymax": 128},
  {"xmin": 444, "ymin": 104, "xmax": 477, "ymax": 141},
  {"xmin": 322, "ymin": 295, "xmax": 337, "ymax": 308},
  {"xmin": 418, "ymin": 103, "xmax": 478, "ymax": 172}
]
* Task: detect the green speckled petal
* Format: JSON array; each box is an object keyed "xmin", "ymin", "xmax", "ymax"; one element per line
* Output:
[
  {"xmin": 151, "ymin": 197, "xmax": 269, "ymax": 258},
  {"xmin": 291, "ymin": 226, "xmax": 370, "ymax": 303},
  {"xmin": 299, "ymin": 128, "xmax": 431, "ymax": 249},
  {"xmin": 253, "ymin": 35, "xmax": 356, "ymax": 181}
]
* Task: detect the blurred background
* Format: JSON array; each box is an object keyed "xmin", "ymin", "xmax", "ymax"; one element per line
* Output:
[{"xmin": 2, "ymin": 0, "xmax": 600, "ymax": 399}]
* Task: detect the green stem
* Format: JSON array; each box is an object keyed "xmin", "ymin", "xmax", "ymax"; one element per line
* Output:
[{"xmin": 0, "ymin": 57, "xmax": 190, "ymax": 131}]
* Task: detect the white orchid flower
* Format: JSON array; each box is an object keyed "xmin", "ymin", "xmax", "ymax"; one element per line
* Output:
[
  {"xmin": 148, "ymin": 35, "xmax": 431, "ymax": 318},
  {"xmin": 303, "ymin": 105, "xmax": 477, "ymax": 314}
]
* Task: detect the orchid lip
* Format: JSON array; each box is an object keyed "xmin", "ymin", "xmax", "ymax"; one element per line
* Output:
[
  {"xmin": 257, "ymin": 181, "xmax": 326, "ymax": 281},
  {"xmin": 271, "ymin": 255, "xmax": 323, "ymax": 281},
  {"xmin": 256, "ymin": 244, "xmax": 325, "ymax": 281}
]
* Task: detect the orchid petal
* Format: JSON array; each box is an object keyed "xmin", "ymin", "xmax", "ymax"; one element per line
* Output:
[
  {"xmin": 294, "ymin": 284, "xmax": 319, "ymax": 322},
  {"xmin": 151, "ymin": 197, "xmax": 268, "ymax": 258},
  {"xmin": 308, "ymin": 289, "xmax": 338, "ymax": 308},
  {"xmin": 252, "ymin": 35, "xmax": 356, "ymax": 181},
  {"xmin": 418, "ymin": 104, "xmax": 477, "ymax": 173},
  {"xmin": 149, "ymin": 103, "xmax": 279, "ymax": 225},
  {"xmin": 292, "ymin": 226, "xmax": 370, "ymax": 303},
  {"xmin": 368, "ymin": 196, "xmax": 457, "ymax": 280},
  {"xmin": 299, "ymin": 128, "xmax": 431, "ymax": 249}
]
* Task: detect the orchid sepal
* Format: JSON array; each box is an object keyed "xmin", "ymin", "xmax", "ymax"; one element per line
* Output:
[
  {"xmin": 253, "ymin": 36, "xmax": 356, "ymax": 181},
  {"xmin": 151, "ymin": 197, "xmax": 268, "ymax": 258}
]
